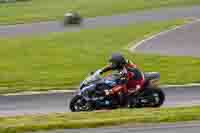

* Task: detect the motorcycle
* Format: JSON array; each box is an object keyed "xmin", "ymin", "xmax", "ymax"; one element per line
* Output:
[
  {"xmin": 64, "ymin": 12, "xmax": 82, "ymax": 25},
  {"xmin": 69, "ymin": 70, "xmax": 165, "ymax": 112}
]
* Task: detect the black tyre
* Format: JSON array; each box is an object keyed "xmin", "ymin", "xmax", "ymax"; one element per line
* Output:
[
  {"xmin": 150, "ymin": 89, "xmax": 165, "ymax": 107},
  {"xmin": 127, "ymin": 95, "xmax": 142, "ymax": 108},
  {"xmin": 128, "ymin": 88, "xmax": 165, "ymax": 108},
  {"xmin": 70, "ymin": 95, "xmax": 93, "ymax": 112}
]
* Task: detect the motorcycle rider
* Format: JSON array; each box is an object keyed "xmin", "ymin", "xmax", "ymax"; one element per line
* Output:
[{"xmin": 93, "ymin": 53, "xmax": 145, "ymax": 107}]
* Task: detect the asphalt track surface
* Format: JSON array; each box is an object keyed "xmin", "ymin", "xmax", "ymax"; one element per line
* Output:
[
  {"xmin": 36, "ymin": 122, "xmax": 200, "ymax": 133},
  {"xmin": 134, "ymin": 20, "xmax": 200, "ymax": 57},
  {"xmin": 1, "ymin": 6, "xmax": 200, "ymax": 37},
  {"xmin": 0, "ymin": 86, "xmax": 200, "ymax": 116},
  {"xmin": 38, "ymin": 122, "xmax": 200, "ymax": 133}
]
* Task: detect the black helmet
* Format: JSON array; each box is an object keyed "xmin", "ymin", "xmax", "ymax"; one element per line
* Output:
[{"xmin": 109, "ymin": 53, "xmax": 126, "ymax": 69}]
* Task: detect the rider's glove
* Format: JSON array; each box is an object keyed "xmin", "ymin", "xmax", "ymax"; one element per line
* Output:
[
  {"xmin": 104, "ymin": 89, "xmax": 113, "ymax": 96},
  {"xmin": 136, "ymin": 85, "xmax": 141, "ymax": 91},
  {"xmin": 128, "ymin": 85, "xmax": 141, "ymax": 94}
]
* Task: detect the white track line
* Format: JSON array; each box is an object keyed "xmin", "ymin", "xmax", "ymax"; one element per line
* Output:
[
  {"xmin": 2, "ymin": 90, "xmax": 76, "ymax": 96},
  {"xmin": 129, "ymin": 19, "xmax": 200, "ymax": 52},
  {"xmin": 119, "ymin": 122, "xmax": 200, "ymax": 131},
  {"xmin": 1, "ymin": 83, "xmax": 200, "ymax": 96}
]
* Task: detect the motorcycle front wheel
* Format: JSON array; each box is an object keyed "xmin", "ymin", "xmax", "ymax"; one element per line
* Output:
[{"xmin": 70, "ymin": 95, "xmax": 93, "ymax": 112}]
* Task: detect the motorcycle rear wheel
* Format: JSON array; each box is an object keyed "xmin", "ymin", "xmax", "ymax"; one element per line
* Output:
[
  {"xmin": 150, "ymin": 88, "xmax": 165, "ymax": 107},
  {"xmin": 128, "ymin": 88, "xmax": 165, "ymax": 108}
]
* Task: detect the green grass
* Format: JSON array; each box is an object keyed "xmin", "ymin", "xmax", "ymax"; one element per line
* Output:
[
  {"xmin": 1, "ymin": 106, "xmax": 200, "ymax": 133},
  {"xmin": 0, "ymin": 20, "xmax": 200, "ymax": 93},
  {"xmin": 0, "ymin": 20, "xmax": 200, "ymax": 94},
  {"xmin": 1, "ymin": 0, "xmax": 200, "ymax": 25}
]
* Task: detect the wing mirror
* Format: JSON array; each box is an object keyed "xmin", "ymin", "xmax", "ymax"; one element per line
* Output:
[{"xmin": 90, "ymin": 71, "xmax": 94, "ymax": 75}]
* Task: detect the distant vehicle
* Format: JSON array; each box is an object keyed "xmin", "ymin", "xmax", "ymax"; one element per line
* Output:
[
  {"xmin": 69, "ymin": 70, "xmax": 165, "ymax": 112},
  {"xmin": 0, "ymin": 0, "xmax": 29, "ymax": 3},
  {"xmin": 64, "ymin": 12, "xmax": 82, "ymax": 25},
  {"xmin": 0, "ymin": 0, "xmax": 15, "ymax": 3}
]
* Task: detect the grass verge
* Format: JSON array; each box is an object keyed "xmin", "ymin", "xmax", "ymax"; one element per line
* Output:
[
  {"xmin": 1, "ymin": 0, "xmax": 200, "ymax": 24},
  {"xmin": 1, "ymin": 106, "xmax": 200, "ymax": 133},
  {"xmin": 0, "ymin": 20, "xmax": 200, "ymax": 93}
]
